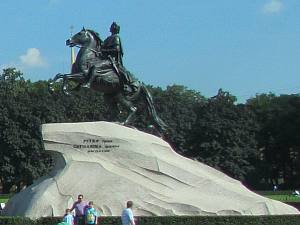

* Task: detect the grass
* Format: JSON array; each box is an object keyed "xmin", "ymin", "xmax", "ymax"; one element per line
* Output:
[
  {"xmin": 256, "ymin": 190, "xmax": 300, "ymax": 203},
  {"xmin": 265, "ymin": 194, "xmax": 300, "ymax": 203},
  {"xmin": 0, "ymin": 194, "xmax": 10, "ymax": 203},
  {"xmin": 0, "ymin": 198, "xmax": 8, "ymax": 203},
  {"xmin": 256, "ymin": 190, "xmax": 294, "ymax": 196}
]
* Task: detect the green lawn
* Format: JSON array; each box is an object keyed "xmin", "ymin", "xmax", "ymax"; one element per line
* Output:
[
  {"xmin": 265, "ymin": 195, "xmax": 300, "ymax": 203},
  {"xmin": 0, "ymin": 195, "xmax": 10, "ymax": 203}
]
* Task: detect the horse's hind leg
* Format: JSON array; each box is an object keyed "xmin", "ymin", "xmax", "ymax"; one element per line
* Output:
[
  {"xmin": 82, "ymin": 66, "xmax": 96, "ymax": 88},
  {"xmin": 125, "ymin": 106, "xmax": 137, "ymax": 125},
  {"xmin": 116, "ymin": 94, "xmax": 137, "ymax": 125},
  {"xmin": 104, "ymin": 94, "xmax": 120, "ymax": 122}
]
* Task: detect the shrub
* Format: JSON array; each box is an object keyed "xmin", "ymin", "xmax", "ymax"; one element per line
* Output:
[
  {"xmin": 1, "ymin": 215, "xmax": 300, "ymax": 225},
  {"xmin": 0, "ymin": 216, "xmax": 32, "ymax": 225}
]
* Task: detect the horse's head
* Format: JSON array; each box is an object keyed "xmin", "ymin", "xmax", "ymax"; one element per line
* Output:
[{"xmin": 66, "ymin": 27, "xmax": 102, "ymax": 49}]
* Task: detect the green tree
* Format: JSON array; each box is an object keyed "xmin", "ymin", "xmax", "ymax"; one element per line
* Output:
[
  {"xmin": 247, "ymin": 93, "xmax": 300, "ymax": 189},
  {"xmin": 187, "ymin": 89, "xmax": 259, "ymax": 181},
  {"xmin": 0, "ymin": 69, "xmax": 51, "ymax": 192},
  {"xmin": 0, "ymin": 69, "xmax": 108, "ymax": 193},
  {"xmin": 150, "ymin": 85, "xmax": 205, "ymax": 154}
]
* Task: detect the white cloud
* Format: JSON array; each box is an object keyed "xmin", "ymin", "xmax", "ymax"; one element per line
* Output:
[
  {"xmin": 263, "ymin": 0, "xmax": 283, "ymax": 14},
  {"xmin": 19, "ymin": 48, "xmax": 47, "ymax": 68}
]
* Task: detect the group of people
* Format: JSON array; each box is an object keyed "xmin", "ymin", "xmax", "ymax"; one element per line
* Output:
[{"xmin": 59, "ymin": 194, "xmax": 135, "ymax": 225}]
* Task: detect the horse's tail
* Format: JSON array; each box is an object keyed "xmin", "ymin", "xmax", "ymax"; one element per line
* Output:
[{"xmin": 140, "ymin": 85, "xmax": 167, "ymax": 134}]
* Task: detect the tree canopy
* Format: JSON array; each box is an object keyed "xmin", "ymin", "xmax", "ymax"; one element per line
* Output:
[{"xmin": 1, "ymin": 68, "xmax": 300, "ymax": 193}]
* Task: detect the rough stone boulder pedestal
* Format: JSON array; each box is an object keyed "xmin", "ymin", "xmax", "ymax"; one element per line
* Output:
[{"xmin": 4, "ymin": 122, "xmax": 299, "ymax": 218}]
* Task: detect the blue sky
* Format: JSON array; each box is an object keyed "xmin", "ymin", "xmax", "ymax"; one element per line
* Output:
[{"xmin": 1, "ymin": 0, "xmax": 300, "ymax": 102}]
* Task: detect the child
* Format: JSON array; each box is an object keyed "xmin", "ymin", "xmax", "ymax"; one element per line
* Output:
[
  {"xmin": 85, "ymin": 201, "xmax": 98, "ymax": 225},
  {"xmin": 62, "ymin": 208, "xmax": 74, "ymax": 225}
]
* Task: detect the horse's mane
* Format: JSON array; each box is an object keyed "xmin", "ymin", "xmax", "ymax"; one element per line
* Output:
[{"xmin": 87, "ymin": 29, "xmax": 103, "ymax": 49}]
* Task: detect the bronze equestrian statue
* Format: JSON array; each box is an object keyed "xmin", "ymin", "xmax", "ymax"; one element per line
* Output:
[{"xmin": 49, "ymin": 24, "xmax": 167, "ymax": 134}]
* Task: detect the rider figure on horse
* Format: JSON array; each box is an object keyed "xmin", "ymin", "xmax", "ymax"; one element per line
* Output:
[
  {"xmin": 83, "ymin": 22, "xmax": 136, "ymax": 92},
  {"xmin": 102, "ymin": 22, "xmax": 124, "ymax": 65}
]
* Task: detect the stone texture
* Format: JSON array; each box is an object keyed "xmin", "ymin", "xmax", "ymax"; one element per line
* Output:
[{"xmin": 3, "ymin": 121, "xmax": 299, "ymax": 218}]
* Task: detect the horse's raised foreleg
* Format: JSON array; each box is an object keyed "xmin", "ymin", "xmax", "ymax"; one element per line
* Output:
[
  {"xmin": 61, "ymin": 72, "xmax": 85, "ymax": 95},
  {"xmin": 48, "ymin": 72, "xmax": 85, "ymax": 94},
  {"xmin": 48, "ymin": 73, "xmax": 65, "ymax": 92},
  {"xmin": 62, "ymin": 76, "xmax": 70, "ymax": 95}
]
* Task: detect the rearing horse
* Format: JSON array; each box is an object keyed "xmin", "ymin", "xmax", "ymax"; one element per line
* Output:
[{"xmin": 49, "ymin": 28, "xmax": 167, "ymax": 134}]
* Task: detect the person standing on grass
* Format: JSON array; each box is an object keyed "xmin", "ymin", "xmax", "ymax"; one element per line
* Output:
[
  {"xmin": 70, "ymin": 194, "xmax": 88, "ymax": 225},
  {"xmin": 121, "ymin": 201, "xmax": 135, "ymax": 225}
]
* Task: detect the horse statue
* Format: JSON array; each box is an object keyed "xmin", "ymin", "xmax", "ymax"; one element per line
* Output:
[{"xmin": 48, "ymin": 27, "xmax": 167, "ymax": 135}]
